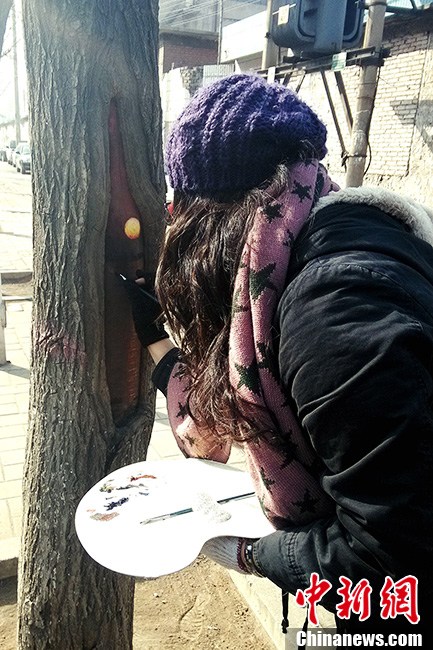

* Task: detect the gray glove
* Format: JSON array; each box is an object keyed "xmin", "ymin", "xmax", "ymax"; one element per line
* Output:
[
  {"xmin": 201, "ymin": 536, "xmax": 250, "ymax": 574},
  {"xmin": 193, "ymin": 492, "xmax": 262, "ymax": 575}
]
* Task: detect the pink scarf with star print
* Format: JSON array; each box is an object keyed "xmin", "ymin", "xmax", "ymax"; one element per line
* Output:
[
  {"xmin": 166, "ymin": 161, "xmax": 339, "ymax": 527},
  {"xmin": 228, "ymin": 161, "xmax": 340, "ymax": 526}
]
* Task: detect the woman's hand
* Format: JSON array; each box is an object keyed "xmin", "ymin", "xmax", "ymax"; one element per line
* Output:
[
  {"xmin": 121, "ymin": 271, "xmax": 171, "ymax": 352},
  {"xmin": 147, "ymin": 338, "xmax": 176, "ymax": 365}
]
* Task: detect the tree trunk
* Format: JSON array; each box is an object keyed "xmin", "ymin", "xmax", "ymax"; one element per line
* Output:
[
  {"xmin": 0, "ymin": 0, "xmax": 12, "ymax": 56},
  {"xmin": 18, "ymin": 1, "xmax": 165, "ymax": 648}
]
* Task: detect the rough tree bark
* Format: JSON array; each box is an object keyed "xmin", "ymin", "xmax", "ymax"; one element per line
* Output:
[
  {"xmin": 0, "ymin": 0, "xmax": 13, "ymax": 56},
  {"xmin": 17, "ymin": 1, "xmax": 165, "ymax": 648}
]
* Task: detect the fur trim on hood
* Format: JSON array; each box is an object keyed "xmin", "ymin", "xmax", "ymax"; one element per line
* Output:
[{"xmin": 312, "ymin": 186, "xmax": 433, "ymax": 248}]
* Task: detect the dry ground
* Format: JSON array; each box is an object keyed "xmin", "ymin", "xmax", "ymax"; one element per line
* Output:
[{"xmin": 0, "ymin": 557, "xmax": 274, "ymax": 649}]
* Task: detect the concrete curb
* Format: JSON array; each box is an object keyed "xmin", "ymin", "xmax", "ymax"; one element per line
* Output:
[
  {"xmin": 230, "ymin": 572, "xmax": 336, "ymax": 647},
  {"xmin": 3, "ymin": 296, "xmax": 32, "ymax": 302},
  {"xmin": 0, "ymin": 538, "xmax": 19, "ymax": 580},
  {"xmin": 1, "ymin": 270, "xmax": 32, "ymax": 283}
]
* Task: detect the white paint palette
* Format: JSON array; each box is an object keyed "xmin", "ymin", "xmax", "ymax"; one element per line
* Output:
[{"xmin": 75, "ymin": 458, "xmax": 274, "ymax": 578}]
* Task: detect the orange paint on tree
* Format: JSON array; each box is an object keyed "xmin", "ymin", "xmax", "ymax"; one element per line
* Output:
[{"xmin": 124, "ymin": 217, "xmax": 141, "ymax": 239}]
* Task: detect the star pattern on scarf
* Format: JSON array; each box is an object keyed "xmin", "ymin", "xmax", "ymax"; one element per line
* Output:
[
  {"xmin": 176, "ymin": 401, "xmax": 189, "ymax": 419},
  {"xmin": 274, "ymin": 429, "xmax": 298, "ymax": 469},
  {"xmin": 260, "ymin": 466, "xmax": 276, "ymax": 493},
  {"xmin": 279, "ymin": 437, "xmax": 299, "ymax": 469},
  {"xmin": 184, "ymin": 433, "xmax": 196, "ymax": 447},
  {"xmin": 174, "ymin": 365, "xmax": 191, "ymax": 395},
  {"xmin": 249, "ymin": 263, "xmax": 277, "ymax": 300},
  {"xmin": 280, "ymin": 394, "xmax": 292, "ymax": 409},
  {"xmin": 282, "ymin": 227, "xmax": 295, "ymax": 248},
  {"xmin": 292, "ymin": 488, "xmax": 320, "ymax": 515},
  {"xmin": 264, "ymin": 428, "xmax": 298, "ymax": 468},
  {"xmin": 235, "ymin": 360, "xmax": 261, "ymax": 395},
  {"xmin": 313, "ymin": 171, "xmax": 325, "ymax": 205},
  {"xmin": 263, "ymin": 202, "xmax": 283, "ymax": 223},
  {"xmin": 231, "ymin": 287, "xmax": 249, "ymax": 318},
  {"xmin": 257, "ymin": 341, "xmax": 279, "ymax": 379},
  {"xmin": 292, "ymin": 181, "xmax": 312, "ymax": 203}
]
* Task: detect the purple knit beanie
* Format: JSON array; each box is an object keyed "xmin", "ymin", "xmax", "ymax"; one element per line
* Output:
[{"xmin": 165, "ymin": 73, "xmax": 327, "ymax": 197}]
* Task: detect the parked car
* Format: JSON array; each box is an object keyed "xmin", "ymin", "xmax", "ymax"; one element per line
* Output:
[
  {"xmin": 5, "ymin": 140, "xmax": 16, "ymax": 164},
  {"xmin": 12, "ymin": 141, "xmax": 28, "ymax": 167},
  {"xmin": 15, "ymin": 143, "xmax": 31, "ymax": 174}
]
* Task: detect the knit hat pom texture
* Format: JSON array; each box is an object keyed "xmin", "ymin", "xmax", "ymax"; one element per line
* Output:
[{"xmin": 166, "ymin": 74, "xmax": 327, "ymax": 197}]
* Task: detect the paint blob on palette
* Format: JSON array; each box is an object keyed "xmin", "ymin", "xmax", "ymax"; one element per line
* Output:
[{"xmin": 84, "ymin": 467, "xmax": 170, "ymax": 523}]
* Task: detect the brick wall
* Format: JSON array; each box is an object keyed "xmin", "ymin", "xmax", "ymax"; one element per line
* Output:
[
  {"xmin": 284, "ymin": 12, "xmax": 433, "ymax": 204},
  {"xmin": 160, "ymin": 33, "xmax": 218, "ymax": 74}
]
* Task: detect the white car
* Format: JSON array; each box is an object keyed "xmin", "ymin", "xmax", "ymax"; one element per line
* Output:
[
  {"xmin": 16, "ymin": 143, "xmax": 31, "ymax": 174},
  {"xmin": 5, "ymin": 140, "xmax": 16, "ymax": 164},
  {"xmin": 12, "ymin": 141, "xmax": 28, "ymax": 167}
]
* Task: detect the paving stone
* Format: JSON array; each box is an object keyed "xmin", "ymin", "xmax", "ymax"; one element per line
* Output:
[
  {"xmin": 5, "ymin": 367, "xmax": 30, "ymax": 379},
  {"xmin": 16, "ymin": 396, "xmax": 30, "ymax": 408},
  {"xmin": 0, "ymin": 372, "xmax": 11, "ymax": 386},
  {"xmin": 3, "ymin": 464, "xmax": 23, "ymax": 482},
  {"xmin": 154, "ymin": 409, "xmax": 169, "ymax": 421},
  {"xmin": 0, "ymin": 384, "xmax": 28, "ymax": 395},
  {"xmin": 1, "ymin": 449, "xmax": 26, "ymax": 465},
  {"xmin": 7, "ymin": 356, "xmax": 30, "ymax": 369},
  {"xmin": 150, "ymin": 429, "xmax": 183, "ymax": 458},
  {"xmin": 0, "ymin": 538, "xmax": 19, "ymax": 579},
  {"xmin": 0, "ymin": 437, "xmax": 26, "ymax": 452},
  {"xmin": 145, "ymin": 444, "xmax": 161, "ymax": 462},
  {"xmin": 0, "ymin": 479, "xmax": 22, "ymax": 499},
  {"xmin": 0, "ymin": 424, "xmax": 26, "ymax": 439},
  {"xmin": 6, "ymin": 496, "xmax": 22, "ymax": 518},
  {"xmin": 6, "ymin": 375, "xmax": 29, "ymax": 385},
  {"xmin": 0, "ymin": 500, "xmax": 13, "ymax": 540},
  {"xmin": 0, "ymin": 413, "xmax": 28, "ymax": 426},
  {"xmin": 0, "ymin": 394, "xmax": 17, "ymax": 405},
  {"xmin": 0, "ymin": 403, "xmax": 21, "ymax": 416},
  {"xmin": 11, "ymin": 515, "xmax": 22, "ymax": 536},
  {"xmin": 151, "ymin": 419, "xmax": 171, "ymax": 432}
]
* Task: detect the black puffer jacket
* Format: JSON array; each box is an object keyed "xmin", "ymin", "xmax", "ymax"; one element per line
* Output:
[{"xmin": 253, "ymin": 201, "xmax": 433, "ymax": 633}]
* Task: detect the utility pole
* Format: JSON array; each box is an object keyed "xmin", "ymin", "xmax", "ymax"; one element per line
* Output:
[
  {"xmin": 262, "ymin": 0, "xmax": 279, "ymax": 70},
  {"xmin": 345, "ymin": 0, "xmax": 387, "ymax": 187},
  {"xmin": 217, "ymin": 0, "xmax": 223, "ymax": 63},
  {"xmin": 0, "ymin": 276, "xmax": 6, "ymax": 366},
  {"xmin": 12, "ymin": 0, "xmax": 21, "ymax": 144}
]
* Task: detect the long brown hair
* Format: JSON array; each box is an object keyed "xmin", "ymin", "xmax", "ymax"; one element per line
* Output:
[{"xmin": 157, "ymin": 165, "xmax": 290, "ymax": 443}]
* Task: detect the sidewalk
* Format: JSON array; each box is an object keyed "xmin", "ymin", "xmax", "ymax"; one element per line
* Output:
[{"xmin": 0, "ymin": 221, "xmax": 33, "ymax": 577}]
